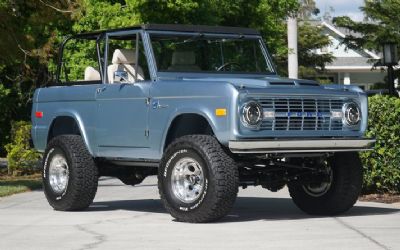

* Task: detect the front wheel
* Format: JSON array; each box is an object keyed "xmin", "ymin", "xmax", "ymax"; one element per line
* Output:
[
  {"xmin": 158, "ymin": 135, "xmax": 239, "ymax": 223},
  {"xmin": 288, "ymin": 152, "xmax": 363, "ymax": 215}
]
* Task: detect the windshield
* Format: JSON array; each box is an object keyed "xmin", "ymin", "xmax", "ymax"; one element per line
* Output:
[{"xmin": 149, "ymin": 33, "xmax": 275, "ymax": 74}]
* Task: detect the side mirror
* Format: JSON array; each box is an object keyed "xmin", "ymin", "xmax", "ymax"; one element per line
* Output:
[{"xmin": 113, "ymin": 70, "xmax": 129, "ymax": 83}]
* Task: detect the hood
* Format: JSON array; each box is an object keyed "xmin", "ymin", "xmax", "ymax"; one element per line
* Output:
[
  {"xmin": 181, "ymin": 75, "xmax": 320, "ymax": 88},
  {"xmin": 179, "ymin": 75, "xmax": 364, "ymax": 93}
]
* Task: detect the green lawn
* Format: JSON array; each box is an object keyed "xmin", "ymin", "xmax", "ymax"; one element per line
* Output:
[{"xmin": 0, "ymin": 175, "xmax": 42, "ymax": 197}]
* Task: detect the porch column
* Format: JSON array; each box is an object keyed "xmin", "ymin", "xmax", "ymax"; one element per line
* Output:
[
  {"xmin": 343, "ymin": 72, "xmax": 351, "ymax": 85},
  {"xmin": 287, "ymin": 17, "xmax": 298, "ymax": 79}
]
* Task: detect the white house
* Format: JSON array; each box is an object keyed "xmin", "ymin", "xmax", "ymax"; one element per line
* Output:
[{"xmin": 315, "ymin": 21, "xmax": 386, "ymax": 90}]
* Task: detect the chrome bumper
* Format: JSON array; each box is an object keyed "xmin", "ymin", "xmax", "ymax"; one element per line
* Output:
[{"xmin": 229, "ymin": 138, "xmax": 376, "ymax": 154}]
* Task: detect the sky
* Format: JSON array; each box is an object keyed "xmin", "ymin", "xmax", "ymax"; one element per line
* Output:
[{"xmin": 315, "ymin": 0, "xmax": 365, "ymax": 21}]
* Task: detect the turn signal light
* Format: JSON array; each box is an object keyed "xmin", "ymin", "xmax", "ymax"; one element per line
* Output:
[
  {"xmin": 35, "ymin": 111, "xmax": 43, "ymax": 118},
  {"xmin": 215, "ymin": 108, "xmax": 227, "ymax": 117}
]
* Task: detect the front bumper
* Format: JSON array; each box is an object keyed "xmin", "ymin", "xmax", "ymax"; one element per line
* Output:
[{"xmin": 229, "ymin": 138, "xmax": 376, "ymax": 154}]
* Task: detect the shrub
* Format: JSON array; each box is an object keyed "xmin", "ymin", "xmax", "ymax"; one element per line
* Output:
[
  {"xmin": 5, "ymin": 121, "xmax": 41, "ymax": 176},
  {"xmin": 0, "ymin": 84, "xmax": 12, "ymax": 156},
  {"xmin": 360, "ymin": 95, "xmax": 400, "ymax": 194}
]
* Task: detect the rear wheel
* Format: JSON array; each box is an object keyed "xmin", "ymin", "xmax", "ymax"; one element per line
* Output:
[
  {"xmin": 288, "ymin": 152, "xmax": 363, "ymax": 215},
  {"xmin": 43, "ymin": 135, "xmax": 98, "ymax": 211},
  {"xmin": 158, "ymin": 135, "xmax": 239, "ymax": 223}
]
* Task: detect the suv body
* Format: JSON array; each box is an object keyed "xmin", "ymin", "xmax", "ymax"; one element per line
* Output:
[{"xmin": 32, "ymin": 24, "xmax": 375, "ymax": 222}]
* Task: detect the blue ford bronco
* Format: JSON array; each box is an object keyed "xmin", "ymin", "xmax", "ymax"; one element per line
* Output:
[{"xmin": 32, "ymin": 24, "xmax": 375, "ymax": 223}]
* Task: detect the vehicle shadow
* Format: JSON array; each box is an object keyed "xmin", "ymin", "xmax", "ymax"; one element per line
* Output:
[{"xmin": 87, "ymin": 197, "xmax": 400, "ymax": 223}]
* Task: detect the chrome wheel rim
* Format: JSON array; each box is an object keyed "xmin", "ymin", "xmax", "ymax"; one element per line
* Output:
[
  {"xmin": 171, "ymin": 157, "xmax": 205, "ymax": 203},
  {"xmin": 303, "ymin": 166, "xmax": 333, "ymax": 197},
  {"xmin": 49, "ymin": 153, "xmax": 69, "ymax": 194}
]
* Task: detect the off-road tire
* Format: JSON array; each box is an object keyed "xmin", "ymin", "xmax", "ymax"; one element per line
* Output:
[
  {"xmin": 158, "ymin": 135, "xmax": 239, "ymax": 223},
  {"xmin": 43, "ymin": 135, "xmax": 98, "ymax": 211},
  {"xmin": 288, "ymin": 152, "xmax": 363, "ymax": 215}
]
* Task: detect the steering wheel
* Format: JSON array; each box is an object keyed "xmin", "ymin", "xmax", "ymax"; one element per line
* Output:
[{"xmin": 216, "ymin": 62, "xmax": 242, "ymax": 72}]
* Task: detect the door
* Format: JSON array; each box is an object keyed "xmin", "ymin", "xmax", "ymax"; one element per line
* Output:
[
  {"xmin": 96, "ymin": 83, "xmax": 150, "ymax": 156},
  {"xmin": 95, "ymin": 31, "xmax": 152, "ymax": 158}
]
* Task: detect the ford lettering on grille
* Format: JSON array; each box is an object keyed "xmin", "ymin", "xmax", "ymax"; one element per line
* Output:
[{"xmin": 287, "ymin": 111, "xmax": 325, "ymax": 118}]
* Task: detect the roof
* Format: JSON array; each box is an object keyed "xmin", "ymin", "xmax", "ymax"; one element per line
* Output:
[
  {"xmin": 320, "ymin": 21, "xmax": 380, "ymax": 60},
  {"xmin": 329, "ymin": 57, "xmax": 375, "ymax": 67},
  {"xmin": 74, "ymin": 24, "xmax": 260, "ymax": 39},
  {"xmin": 305, "ymin": 20, "xmax": 381, "ymax": 60}
]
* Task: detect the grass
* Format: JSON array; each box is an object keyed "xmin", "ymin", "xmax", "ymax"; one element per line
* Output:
[{"xmin": 0, "ymin": 174, "xmax": 42, "ymax": 197}]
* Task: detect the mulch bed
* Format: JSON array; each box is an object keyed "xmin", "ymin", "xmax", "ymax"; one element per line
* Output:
[{"xmin": 359, "ymin": 194, "xmax": 400, "ymax": 204}]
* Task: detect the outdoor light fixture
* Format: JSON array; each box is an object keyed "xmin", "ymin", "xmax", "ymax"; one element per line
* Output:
[
  {"xmin": 382, "ymin": 43, "xmax": 399, "ymax": 96},
  {"xmin": 383, "ymin": 43, "xmax": 398, "ymax": 65}
]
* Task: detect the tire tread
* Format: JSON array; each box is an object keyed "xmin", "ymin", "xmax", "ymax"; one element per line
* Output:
[
  {"xmin": 158, "ymin": 135, "xmax": 239, "ymax": 223},
  {"xmin": 288, "ymin": 152, "xmax": 363, "ymax": 215},
  {"xmin": 44, "ymin": 135, "xmax": 98, "ymax": 211}
]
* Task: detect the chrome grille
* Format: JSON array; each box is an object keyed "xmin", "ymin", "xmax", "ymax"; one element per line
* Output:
[{"xmin": 258, "ymin": 98, "xmax": 344, "ymax": 131}]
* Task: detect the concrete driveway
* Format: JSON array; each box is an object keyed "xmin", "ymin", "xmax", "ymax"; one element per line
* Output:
[{"xmin": 0, "ymin": 176, "xmax": 399, "ymax": 250}]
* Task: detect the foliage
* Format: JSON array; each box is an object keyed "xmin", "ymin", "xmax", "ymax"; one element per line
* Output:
[
  {"xmin": 0, "ymin": 84, "xmax": 12, "ymax": 153},
  {"xmin": 0, "ymin": 0, "xmax": 76, "ymax": 154},
  {"xmin": 298, "ymin": 0, "xmax": 320, "ymax": 20},
  {"xmin": 360, "ymin": 95, "xmax": 400, "ymax": 194},
  {"xmin": 5, "ymin": 121, "xmax": 41, "ymax": 176},
  {"xmin": 298, "ymin": 22, "xmax": 333, "ymax": 78},
  {"xmin": 333, "ymin": 0, "xmax": 400, "ymax": 53},
  {"xmin": 128, "ymin": 0, "xmax": 298, "ymax": 57}
]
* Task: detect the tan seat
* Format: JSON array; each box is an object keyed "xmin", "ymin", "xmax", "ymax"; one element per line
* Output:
[
  {"xmin": 84, "ymin": 66, "xmax": 101, "ymax": 81},
  {"xmin": 168, "ymin": 51, "xmax": 200, "ymax": 71},
  {"xmin": 107, "ymin": 49, "xmax": 144, "ymax": 83}
]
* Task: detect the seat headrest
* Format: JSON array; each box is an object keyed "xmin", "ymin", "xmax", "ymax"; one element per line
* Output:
[
  {"xmin": 112, "ymin": 49, "xmax": 136, "ymax": 64},
  {"xmin": 171, "ymin": 51, "xmax": 196, "ymax": 65},
  {"xmin": 84, "ymin": 66, "xmax": 101, "ymax": 81}
]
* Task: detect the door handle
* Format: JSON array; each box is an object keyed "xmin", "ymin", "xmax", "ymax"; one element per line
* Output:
[
  {"xmin": 157, "ymin": 104, "xmax": 169, "ymax": 109},
  {"xmin": 96, "ymin": 87, "xmax": 106, "ymax": 94}
]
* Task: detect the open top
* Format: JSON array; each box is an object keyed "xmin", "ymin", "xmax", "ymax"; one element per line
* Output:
[{"xmin": 55, "ymin": 24, "xmax": 274, "ymax": 84}]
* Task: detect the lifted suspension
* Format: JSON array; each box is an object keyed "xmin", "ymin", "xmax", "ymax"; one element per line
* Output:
[{"xmin": 238, "ymin": 157, "xmax": 332, "ymax": 192}]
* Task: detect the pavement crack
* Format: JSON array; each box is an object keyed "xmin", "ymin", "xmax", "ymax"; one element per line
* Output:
[
  {"xmin": 334, "ymin": 217, "xmax": 391, "ymax": 250},
  {"xmin": 75, "ymin": 224, "xmax": 106, "ymax": 250}
]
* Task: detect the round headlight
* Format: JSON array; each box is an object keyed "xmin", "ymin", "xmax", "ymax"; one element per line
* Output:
[
  {"xmin": 343, "ymin": 102, "xmax": 361, "ymax": 126},
  {"xmin": 242, "ymin": 101, "xmax": 263, "ymax": 128}
]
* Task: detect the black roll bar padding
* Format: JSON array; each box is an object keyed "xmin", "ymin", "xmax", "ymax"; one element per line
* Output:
[
  {"xmin": 55, "ymin": 35, "xmax": 73, "ymax": 84},
  {"xmin": 96, "ymin": 33, "xmax": 105, "ymax": 81},
  {"xmin": 55, "ymin": 33, "xmax": 103, "ymax": 85}
]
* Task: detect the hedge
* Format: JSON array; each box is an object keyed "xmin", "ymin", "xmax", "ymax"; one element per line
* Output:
[
  {"xmin": 5, "ymin": 121, "xmax": 41, "ymax": 176},
  {"xmin": 360, "ymin": 95, "xmax": 400, "ymax": 194}
]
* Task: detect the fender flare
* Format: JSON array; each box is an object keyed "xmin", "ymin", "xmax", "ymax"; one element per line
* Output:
[
  {"xmin": 160, "ymin": 109, "xmax": 218, "ymax": 153},
  {"xmin": 48, "ymin": 110, "xmax": 94, "ymax": 156}
]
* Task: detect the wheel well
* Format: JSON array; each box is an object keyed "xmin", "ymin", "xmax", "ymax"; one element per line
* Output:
[
  {"xmin": 48, "ymin": 116, "xmax": 81, "ymax": 142},
  {"xmin": 164, "ymin": 114, "xmax": 214, "ymax": 150}
]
